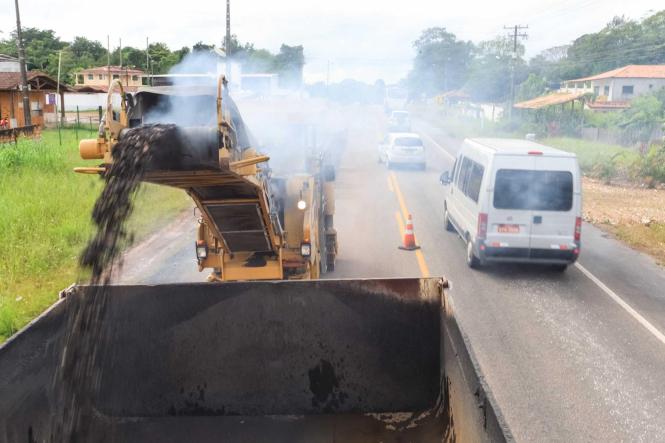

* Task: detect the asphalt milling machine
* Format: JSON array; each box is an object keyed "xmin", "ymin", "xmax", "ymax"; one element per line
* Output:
[{"xmin": 0, "ymin": 78, "xmax": 513, "ymax": 442}]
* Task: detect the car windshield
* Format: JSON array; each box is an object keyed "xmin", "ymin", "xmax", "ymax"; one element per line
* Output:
[
  {"xmin": 493, "ymin": 169, "xmax": 573, "ymax": 211},
  {"xmin": 395, "ymin": 137, "xmax": 423, "ymax": 147},
  {"xmin": 392, "ymin": 112, "xmax": 409, "ymax": 119}
]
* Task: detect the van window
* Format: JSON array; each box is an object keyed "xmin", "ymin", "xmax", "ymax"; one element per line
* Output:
[
  {"xmin": 456, "ymin": 157, "xmax": 472, "ymax": 190},
  {"xmin": 466, "ymin": 163, "xmax": 485, "ymax": 202},
  {"xmin": 494, "ymin": 170, "xmax": 573, "ymax": 211}
]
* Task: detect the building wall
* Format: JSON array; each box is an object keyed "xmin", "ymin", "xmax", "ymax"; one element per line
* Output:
[
  {"xmin": 0, "ymin": 61, "xmax": 20, "ymax": 72},
  {"xmin": 603, "ymin": 78, "xmax": 665, "ymax": 101},
  {"xmin": 63, "ymin": 92, "xmax": 107, "ymax": 111},
  {"xmin": 0, "ymin": 90, "xmax": 57, "ymax": 128},
  {"xmin": 76, "ymin": 71, "xmax": 144, "ymax": 87}
]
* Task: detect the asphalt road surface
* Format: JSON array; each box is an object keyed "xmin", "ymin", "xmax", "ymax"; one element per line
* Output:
[{"xmin": 118, "ymin": 104, "xmax": 665, "ymax": 442}]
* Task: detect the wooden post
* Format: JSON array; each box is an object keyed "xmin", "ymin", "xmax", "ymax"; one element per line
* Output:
[
  {"xmin": 56, "ymin": 51, "xmax": 62, "ymax": 146},
  {"xmin": 75, "ymin": 105, "xmax": 80, "ymax": 141}
]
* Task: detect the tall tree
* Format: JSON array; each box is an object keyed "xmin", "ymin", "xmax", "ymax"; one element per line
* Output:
[
  {"xmin": 273, "ymin": 44, "xmax": 304, "ymax": 89},
  {"xmin": 0, "ymin": 28, "xmax": 66, "ymax": 70},
  {"xmin": 464, "ymin": 36, "xmax": 526, "ymax": 103},
  {"xmin": 69, "ymin": 36, "xmax": 106, "ymax": 63},
  {"xmin": 408, "ymin": 27, "xmax": 473, "ymax": 97}
]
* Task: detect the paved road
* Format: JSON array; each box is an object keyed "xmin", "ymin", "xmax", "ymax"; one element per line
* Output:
[{"xmin": 118, "ymin": 105, "xmax": 665, "ymax": 442}]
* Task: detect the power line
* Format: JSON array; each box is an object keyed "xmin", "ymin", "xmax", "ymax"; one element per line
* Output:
[{"xmin": 529, "ymin": 41, "xmax": 665, "ymax": 70}]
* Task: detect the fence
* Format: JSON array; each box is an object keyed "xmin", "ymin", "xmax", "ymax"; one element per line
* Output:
[
  {"xmin": 0, "ymin": 125, "xmax": 41, "ymax": 145},
  {"xmin": 581, "ymin": 126, "xmax": 664, "ymax": 147}
]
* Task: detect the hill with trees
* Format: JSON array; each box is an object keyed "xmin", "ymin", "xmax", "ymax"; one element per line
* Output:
[{"xmin": 407, "ymin": 9, "xmax": 665, "ymax": 103}]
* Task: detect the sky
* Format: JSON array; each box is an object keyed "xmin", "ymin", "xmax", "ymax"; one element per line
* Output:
[{"xmin": 1, "ymin": 0, "xmax": 663, "ymax": 84}]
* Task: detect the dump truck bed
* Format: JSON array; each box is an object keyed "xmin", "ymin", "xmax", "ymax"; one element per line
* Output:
[{"xmin": 0, "ymin": 278, "xmax": 511, "ymax": 442}]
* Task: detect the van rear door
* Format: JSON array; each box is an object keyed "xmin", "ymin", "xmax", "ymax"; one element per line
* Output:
[
  {"xmin": 528, "ymin": 156, "xmax": 578, "ymax": 252},
  {"xmin": 487, "ymin": 156, "xmax": 535, "ymax": 252}
]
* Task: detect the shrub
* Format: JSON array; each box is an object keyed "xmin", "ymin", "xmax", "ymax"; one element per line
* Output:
[{"xmin": 632, "ymin": 144, "xmax": 665, "ymax": 187}]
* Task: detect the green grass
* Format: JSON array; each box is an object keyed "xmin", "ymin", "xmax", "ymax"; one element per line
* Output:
[
  {"xmin": 541, "ymin": 137, "xmax": 640, "ymax": 174},
  {"xmin": 0, "ymin": 129, "xmax": 190, "ymax": 342},
  {"xmin": 607, "ymin": 223, "xmax": 665, "ymax": 265}
]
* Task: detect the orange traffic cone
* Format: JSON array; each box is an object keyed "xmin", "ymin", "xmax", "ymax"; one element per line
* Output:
[{"xmin": 399, "ymin": 214, "xmax": 421, "ymax": 251}]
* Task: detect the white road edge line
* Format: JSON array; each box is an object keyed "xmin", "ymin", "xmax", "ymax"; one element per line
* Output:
[
  {"xmin": 420, "ymin": 131, "xmax": 456, "ymax": 161},
  {"xmin": 575, "ymin": 262, "xmax": 665, "ymax": 346}
]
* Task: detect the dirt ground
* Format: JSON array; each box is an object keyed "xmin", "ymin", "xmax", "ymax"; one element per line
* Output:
[{"xmin": 583, "ymin": 178, "xmax": 665, "ymax": 264}]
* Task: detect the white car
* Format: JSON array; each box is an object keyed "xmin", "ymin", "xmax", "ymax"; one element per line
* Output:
[
  {"xmin": 378, "ymin": 133, "xmax": 426, "ymax": 170},
  {"xmin": 388, "ymin": 110, "xmax": 411, "ymax": 132},
  {"xmin": 439, "ymin": 138, "xmax": 582, "ymax": 271}
]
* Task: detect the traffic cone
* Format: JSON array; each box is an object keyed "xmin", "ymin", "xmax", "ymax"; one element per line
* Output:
[{"xmin": 399, "ymin": 214, "xmax": 421, "ymax": 251}]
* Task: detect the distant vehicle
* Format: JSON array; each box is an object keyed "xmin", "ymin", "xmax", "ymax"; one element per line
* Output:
[
  {"xmin": 439, "ymin": 138, "xmax": 582, "ymax": 271},
  {"xmin": 388, "ymin": 110, "xmax": 411, "ymax": 132},
  {"xmin": 378, "ymin": 133, "xmax": 426, "ymax": 170}
]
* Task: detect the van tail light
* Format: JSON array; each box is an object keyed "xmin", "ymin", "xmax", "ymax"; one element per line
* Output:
[
  {"xmin": 477, "ymin": 213, "xmax": 488, "ymax": 240},
  {"xmin": 574, "ymin": 217, "xmax": 582, "ymax": 242}
]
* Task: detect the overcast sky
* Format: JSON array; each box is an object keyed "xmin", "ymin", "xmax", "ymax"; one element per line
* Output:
[{"xmin": 1, "ymin": 0, "xmax": 662, "ymax": 83}]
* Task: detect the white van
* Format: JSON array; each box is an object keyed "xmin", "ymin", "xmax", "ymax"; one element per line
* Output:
[{"xmin": 439, "ymin": 138, "xmax": 582, "ymax": 271}]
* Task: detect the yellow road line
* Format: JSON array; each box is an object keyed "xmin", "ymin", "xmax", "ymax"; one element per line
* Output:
[
  {"xmin": 389, "ymin": 172, "xmax": 409, "ymax": 222},
  {"xmin": 395, "ymin": 211, "xmax": 405, "ymax": 233},
  {"xmin": 387, "ymin": 175, "xmax": 394, "ymax": 192},
  {"xmin": 415, "ymin": 250, "xmax": 430, "ymax": 277}
]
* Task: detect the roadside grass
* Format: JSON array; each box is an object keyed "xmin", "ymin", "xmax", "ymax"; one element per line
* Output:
[
  {"xmin": 605, "ymin": 223, "xmax": 665, "ymax": 265},
  {"xmin": 542, "ymin": 137, "xmax": 640, "ymax": 178},
  {"xmin": 413, "ymin": 105, "xmax": 645, "ymax": 183},
  {"xmin": 0, "ymin": 129, "xmax": 190, "ymax": 342}
]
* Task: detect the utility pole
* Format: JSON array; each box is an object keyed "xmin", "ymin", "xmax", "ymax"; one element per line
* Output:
[
  {"xmin": 225, "ymin": 0, "xmax": 231, "ymax": 80},
  {"xmin": 146, "ymin": 37, "xmax": 151, "ymax": 86},
  {"xmin": 107, "ymin": 35, "xmax": 111, "ymax": 89},
  {"xmin": 14, "ymin": 0, "xmax": 31, "ymax": 126},
  {"xmin": 504, "ymin": 24, "xmax": 528, "ymax": 118},
  {"xmin": 56, "ymin": 50, "xmax": 62, "ymax": 145}
]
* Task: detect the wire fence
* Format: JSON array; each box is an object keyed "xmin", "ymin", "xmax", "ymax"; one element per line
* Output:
[{"xmin": 1, "ymin": 106, "xmax": 104, "ymax": 146}]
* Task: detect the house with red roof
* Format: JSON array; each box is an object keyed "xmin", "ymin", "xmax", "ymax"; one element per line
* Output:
[
  {"xmin": 74, "ymin": 66, "xmax": 145, "ymax": 93},
  {"xmin": 0, "ymin": 54, "xmax": 71, "ymax": 128},
  {"xmin": 561, "ymin": 65, "xmax": 665, "ymax": 110}
]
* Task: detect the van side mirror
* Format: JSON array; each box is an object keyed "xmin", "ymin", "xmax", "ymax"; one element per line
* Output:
[{"xmin": 439, "ymin": 171, "xmax": 451, "ymax": 185}]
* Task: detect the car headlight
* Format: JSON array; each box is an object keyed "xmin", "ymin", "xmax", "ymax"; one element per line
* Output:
[
  {"xmin": 195, "ymin": 240, "xmax": 208, "ymax": 260},
  {"xmin": 300, "ymin": 242, "xmax": 311, "ymax": 257},
  {"xmin": 297, "ymin": 199, "xmax": 307, "ymax": 210}
]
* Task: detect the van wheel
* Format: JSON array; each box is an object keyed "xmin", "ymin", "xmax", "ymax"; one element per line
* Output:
[
  {"xmin": 552, "ymin": 264, "xmax": 568, "ymax": 272},
  {"xmin": 444, "ymin": 207, "xmax": 454, "ymax": 232},
  {"xmin": 466, "ymin": 238, "xmax": 480, "ymax": 269}
]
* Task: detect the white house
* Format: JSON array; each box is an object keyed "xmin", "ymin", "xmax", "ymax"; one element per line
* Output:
[{"xmin": 561, "ymin": 65, "xmax": 665, "ymax": 102}]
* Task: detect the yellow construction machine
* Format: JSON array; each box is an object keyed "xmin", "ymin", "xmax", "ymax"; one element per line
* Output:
[
  {"xmin": 77, "ymin": 78, "xmax": 337, "ymax": 281},
  {"xmin": 0, "ymin": 77, "xmax": 512, "ymax": 442}
]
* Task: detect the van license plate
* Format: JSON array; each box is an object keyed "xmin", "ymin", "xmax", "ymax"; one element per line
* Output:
[{"xmin": 498, "ymin": 224, "xmax": 520, "ymax": 233}]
